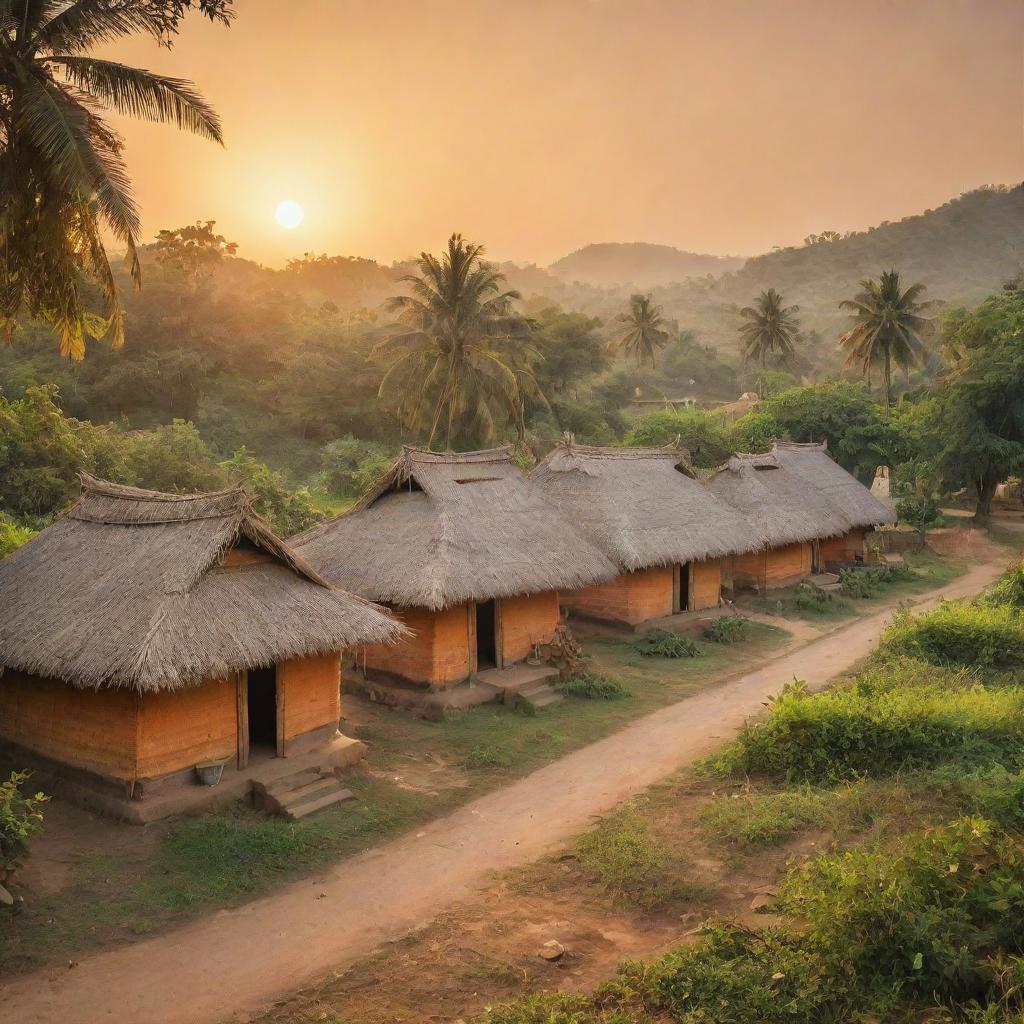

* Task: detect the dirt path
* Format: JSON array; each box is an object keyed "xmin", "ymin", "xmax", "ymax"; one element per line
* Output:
[{"xmin": 0, "ymin": 557, "xmax": 1005, "ymax": 1024}]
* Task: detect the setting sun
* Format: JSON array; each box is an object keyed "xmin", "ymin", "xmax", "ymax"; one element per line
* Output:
[{"xmin": 274, "ymin": 199, "xmax": 304, "ymax": 229}]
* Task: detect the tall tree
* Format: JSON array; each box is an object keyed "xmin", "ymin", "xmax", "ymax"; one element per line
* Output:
[
  {"xmin": 0, "ymin": 0, "xmax": 231, "ymax": 359},
  {"xmin": 738, "ymin": 288, "xmax": 800, "ymax": 368},
  {"xmin": 838, "ymin": 269, "xmax": 931, "ymax": 411},
  {"xmin": 615, "ymin": 293, "xmax": 669, "ymax": 367},
  {"xmin": 375, "ymin": 233, "xmax": 543, "ymax": 450}
]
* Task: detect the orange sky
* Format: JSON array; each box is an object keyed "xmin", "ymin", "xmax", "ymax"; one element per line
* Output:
[{"xmin": 106, "ymin": 0, "xmax": 1024, "ymax": 267}]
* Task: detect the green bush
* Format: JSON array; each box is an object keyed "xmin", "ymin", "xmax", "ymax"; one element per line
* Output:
[
  {"xmin": 706, "ymin": 663, "xmax": 1024, "ymax": 783},
  {"xmin": 793, "ymin": 582, "xmax": 831, "ymax": 614},
  {"xmin": 839, "ymin": 563, "xmax": 917, "ymax": 598},
  {"xmin": 700, "ymin": 785, "xmax": 836, "ymax": 847},
  {"xmin": 0, "ymin": 513, "xmax": 36, "ymax": 558},
  {"xmin": 982, "ymin": 561, "xmax": 1024, "ymax": 611},
  {"xmin": 881, "ymin": 602, "xmax": 1024, "ymax": 668},
  {"xmin": 0, "ymin": 771, "xmax": 48, "ymax": 873},
  {"xmin": 462, "ymin": 745, "xmax": 513, "ymax": 770},
  {"xmin": 632, "ymin": 628, "xmax": 701, "ymax": 658},
  {"xmin": 557, "ymin": 672, "xmax": 630, "ymax": 700},
  {"xmin": 703, "ymin": 615, "xmax": 752, "ymax": 644}
]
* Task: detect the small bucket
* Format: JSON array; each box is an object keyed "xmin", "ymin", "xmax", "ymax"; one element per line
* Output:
[{"xmin": 195, "ymin": 759, "xmax": 228, "ymax": 787}]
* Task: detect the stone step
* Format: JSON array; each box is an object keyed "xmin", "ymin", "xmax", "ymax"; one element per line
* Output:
[
  {"xmin": 277, "ymin": 775, "xmax": 340, "ymax": 808},
  {"xmin": 283, "ymin": 786, "xmax": 354, "ymax": 821},
  {"xmin": 524, "ymin": 690, "xmax": 563, "ymax": 710},
  {"xmin": 259, "ymin": 766, "xmax": 323, "ymax": 798}
]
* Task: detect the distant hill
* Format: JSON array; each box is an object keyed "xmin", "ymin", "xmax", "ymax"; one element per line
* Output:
[
  {"xmin": 549, "ymin": 242, "xmax": 744, "ymax": 288},
  {"xmin": 514, "ymin": 186, "xmax": 1024, "ymax": 368}
]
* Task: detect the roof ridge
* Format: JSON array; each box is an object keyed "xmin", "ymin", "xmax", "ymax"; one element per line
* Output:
[{"xmin": 79, "ymin": 473, "xmax": 246, "ymax": 505}]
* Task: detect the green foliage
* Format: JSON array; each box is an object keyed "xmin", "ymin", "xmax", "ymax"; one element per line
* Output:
[
  {"xmin": 632, "ymin": 629, "xmax": 702, "ymax": 658},
  {"xmin": 0, "ymin": 513, "xmax": 36, "ymax": 557},
  {"xmin": 575, "ymin": 805, "xmax": 697, "ymax": 909},
  {"xmin": 462, "ymin": 746, "xmax": 513, "ymax": 770},
  {"xmin": 614, "ymin": 294, "xmax": 669, "ymax": 367},
  {"xmin": 792, "ymin": 582, "xmax": 832, "ymax": 614},
  {"xmin": 895, "ymin": 493, "xmax": 941, "ymax": 542},
  {"xmin": 623, "ymin": 408, "xmax": 731, "ymax": 468},
  {"xmin": 880, "ymin": 602, "xmax": 1024, "ymax": 669},
  {"xmin": 738, "ymin": 287, "xmax": 800, "ymax": 367},
  {"xmin": 700, "ymin": 785, "xmax": 836, "ymax": 847},
  {"xmin": 0, "ymin": 771, "xmax": 48, "ymax": 872},
  {"xmin": 557, "ymin": 672, "xmax": 630, "ymax": 700},
  {"xmin": 838, "ymin": 562, "xmax": 916, "ymax": 598},
  {"xmin": 220, "ymin": 449, "xmax": 323, "ymax": 535},
  {"xmin": 982, "ymin": 562, "xmax": 1024, "ymax": 611},
  {"xmin": 707, "ymin": 662, "xmax": 1024, "ymax": 783},
  {"xmin": 317, "ymin": 436, "xmax": 393, "ymax": 498},
  {"xmin": 703, "ymin": 615, "xmax": 752, "ymax": 644}
]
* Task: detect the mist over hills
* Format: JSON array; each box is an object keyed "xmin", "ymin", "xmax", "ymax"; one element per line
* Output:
[{"xmin": 548, "ymin": 242, "xmax": 743, "ymax": 288}]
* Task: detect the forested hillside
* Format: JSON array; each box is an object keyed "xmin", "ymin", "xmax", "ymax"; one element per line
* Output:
[{"xmin": 549, "ymin": 242, "xmax": 743, "ymax": 287}]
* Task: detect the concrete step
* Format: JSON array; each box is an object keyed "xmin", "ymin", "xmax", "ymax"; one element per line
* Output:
[
  {"xmin": 283, "ymin": 786, "xmax": 354, "ymax": 821},
  {"xmin": 516, "ymin": 684, "xmax": 564, "ymax": 712},
  {"xmin": 277, "ymin": 775, "xmax": 340, "ymax": 808},
  {"xmin": 259, "ymin": 766, "xmax": 323, "ymax": 798}
]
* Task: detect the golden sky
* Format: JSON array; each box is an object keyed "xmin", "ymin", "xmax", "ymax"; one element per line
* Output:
[{"xmin": 106, "ymin": 0, "xmax": 1024, "ymax": 267}]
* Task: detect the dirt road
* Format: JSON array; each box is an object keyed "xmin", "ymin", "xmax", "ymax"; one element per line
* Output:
[{"xmin": 1, "ymin": 557, "xmax": 1006, "ymax": 1024}]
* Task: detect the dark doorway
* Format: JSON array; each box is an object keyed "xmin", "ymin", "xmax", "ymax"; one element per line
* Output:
[
  {"xmin": 676, "ymin": 563, "xmax": 691, "ymax": 613},
  {"xmin": 475, "ymin": 600, "xmax": 497, "ymax": 670},
  {"xmin": 247, "ymin": 666, "xmax": 278, "ymax": 751}
]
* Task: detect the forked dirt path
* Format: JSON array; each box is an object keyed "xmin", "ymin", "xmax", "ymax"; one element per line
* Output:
[{"xmin": 0, "ymin": 556, "xmax": 1007, "ymax": 1024}]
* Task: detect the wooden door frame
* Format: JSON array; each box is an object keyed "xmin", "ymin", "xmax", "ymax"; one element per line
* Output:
[
  {"xmin": 672, "ymin": 563, "xmax": 693, "ymax": 613},
  {"xmin": 236, "ymin": 665, "xmax": 284, "ymax": 769},
  {"xmin": 470, "ymin": 600, "xmax": 503, "ymax": 673}
]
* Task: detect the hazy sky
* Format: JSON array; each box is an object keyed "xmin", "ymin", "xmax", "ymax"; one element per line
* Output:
[{"xmin": 106, "ymin": 0, "xmax": 1024, "ymax": 267}]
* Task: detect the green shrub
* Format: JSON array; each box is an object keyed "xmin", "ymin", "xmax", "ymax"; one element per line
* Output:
[
  {"xmin": 462, "ymin": 745, "xmax": 512, "ymax": 770},
  {"xmin": 707, "ymin": 663, "xmax": 1024, "ymax": 783},
  {"xmin": 632, "ymin": 628, "xmax": 701, "ymax": 658},
  {"xmin": 703, "ymin": 615, "xmax": 752, "ymax": 644},
  {"xmin": 0, "ymin": 771, "xmax": 48, "ymax": 872},
  {"xmin": 0, "ymin": 513, "xmax": 36, "ymax": 558},
  {"xmin": 982, "ymin": 561, "xmax": 1024, "ymax": 611},
  {"xmin": 700, "ymin": 785, "xmax": 836, "ymax": 847},
  {"xmin": 881, "ymin": 602, "xmax": 1024, "ymax": 669},
  {"xmin": 557, "ymin": 672, "xmax": 630, "ymax": 700},
  {"xmin": 839, "ymin": 563, "xmax": 917, "ymax": 598},
  {"xmin": 575, "ymin": 806, "xmax": 699, "ymax": 910},
  {"xmin": 793, "ymin": 583, "xmax": 831, "ymax": 614}
]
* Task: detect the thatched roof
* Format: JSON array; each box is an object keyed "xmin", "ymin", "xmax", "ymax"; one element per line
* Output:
[
  {"xmin": 531, "ymin": 443, "xmax": 759, "ymax": 571},
  {"xmin": 706, "ymin": 449, "xmax": 852, "ymax": 547},
  {"xmin": 293, "ymin": 446, "xmax": 618, "ymax": 610},
  {"xmin": 0, "ymin": 476, "xmax": 405, "ymax": 692},
  {"xmin": 771, "ymin": 442, "xmax": 896, "ymax": 529}
]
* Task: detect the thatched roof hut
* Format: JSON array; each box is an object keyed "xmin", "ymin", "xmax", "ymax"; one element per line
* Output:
[
  {"xmin": 0, "ymin": 475, "xmax": 403, "ymax": 693},
  {"xmin": 771, "ymin": 442, "xmax": 896, "ymax": 529},
  {"xmin": 293, "ymin": 446, "xmax": 617, "ymax": 611},
  {"xmin": 706, "ymin": 449, "xmax": 851, "ymax": 547},
  {"xmin": 531, "ymin": 443, "xmax": 758, "ymax": 571}
]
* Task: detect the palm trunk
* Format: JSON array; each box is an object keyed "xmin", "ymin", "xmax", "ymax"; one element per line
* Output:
[{"xmin": 883, "ymin": 346, "xmax": 891, "ymax": 413}]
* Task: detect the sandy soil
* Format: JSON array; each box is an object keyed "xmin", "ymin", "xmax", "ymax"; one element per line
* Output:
[{"xmin": 0, "ymin": 552, "xmax": 1006, "ymax": 1024}]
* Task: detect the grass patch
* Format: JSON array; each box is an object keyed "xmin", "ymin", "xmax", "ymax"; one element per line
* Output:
[
  {"xmin": 556, "ymin": 671, "xmax": 630, "ymax": 700},
  {"xmin": 462, "ymin": 745, "xmax": 513, "ymax": 770},
  {"xmin": 632, "ymin": 628, "xmax": 702, "ymax": 658},
  {"xmin": 575, "ymin": 804, "xmax": 705, "ymax": 910}
]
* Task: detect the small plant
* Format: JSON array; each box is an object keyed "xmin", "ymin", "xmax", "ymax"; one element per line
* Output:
[
  {"xmin": 895, "ymin": 493, "xmax": 942, "ymax": 549},
  {"xmin": 704, "ymin": 615, "xmax": 752, "ymax": 644},
  {"xmin": 633, "ymin": 628, "xmax": 701, "ymax": 658},
  {"xmin": 793, "ymin": 582, "xmax": 831, "ymax": 613},
  {"xmin": 557, "ymin": 671, "xmax": 630, "ymax": 700},
  {"xmin": 0, "ymin": 771, "xmax": 48, "ymax": 877},
  {"xmin": 575, "ymin": 805, "xmax": 702, "ymax": 909},
  {"xmin": 462, "ymin": 745, "xmax": 512, "ymax": 770},
  {"xmin": 841, "ymin": 563, "xmax": 916, "ymax": 598},
  {"xmin": 881, "ymin": 601, "xmax": 1024, "ymax": 668}
]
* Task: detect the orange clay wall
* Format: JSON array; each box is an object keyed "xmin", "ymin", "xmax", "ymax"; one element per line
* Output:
[
  {"xmin": 500, "ymin": 591, "xmax": 561, "ymax": 663},
  {"xmin": 732, "ymin": 542, "xmax": 813, "ymax": 589},
  {"xmin": 0, "ymin": 671, "xmax": 139, "ymax": 780},
  {"xmin": 278, "ymin": 654, "xmax": 341, "ymax": 740},
  {"xmin": 564, "ymin": 567, "xmax": 674, "ymax": 626},
  {"xmin": 820, "ymin": 529, "xmax": 867, "ymax": 562},
  {"xmin": 691, "ymin": 560, "xmax": 723, "ymax": 610},
  {"xmin": 136, "ymin": 678, "xmax": 236, "ymax": 780},
  {"xmin": 361, "ymin": 604, "xmax": 473, "ymax": 688}
]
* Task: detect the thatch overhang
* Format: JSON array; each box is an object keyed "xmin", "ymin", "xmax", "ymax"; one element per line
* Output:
[
  {"xmin": 0, "ymin": 476, "xmax": 405, "ymax": 693},
  {"xmin": 770, "ymin": 442, "xmax": 896, "ymax": 529},
  {"xmin": 706, "ymin": 450, "xmax": 853, "ymax": 547},
  {"xmin": 293, "ymin": 446, "xmax": 619, "ymax": 611},
  {"xmin": 531, "ymin": 443, "xmax": 760, "ymax": 572}
]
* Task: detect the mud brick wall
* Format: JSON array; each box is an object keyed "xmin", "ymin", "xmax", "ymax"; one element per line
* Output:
[
  {"xmin": 361, "ymin": 603, "xmax": 472, "ymax": 688},
  {"xmin": 820, "ymin": 529, "xmax": 867, "ymax": 562},
  {"xmin": 564, "ymin": 566, "xmax": 674, "ymax": 625},
  {"xmin": 733, "ymin": 541, "xmax": 813, "ymax": 589},
  {"xmin": 0, "ymin": 671, "xmax": 139, "ymax": 780},
  {"xmin": 277, "ymin": 654, "xmax": 342, "ymax": 740},
  {"xmin": 499, "ymin": 591, "xmax": 561, "ymax": 664},
  {"xmin": 691, "ymin": 559, "xmax": 723, "ymax": 610}
]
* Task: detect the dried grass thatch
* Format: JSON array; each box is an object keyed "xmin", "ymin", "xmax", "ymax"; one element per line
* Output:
[
  {"xmin": 771, "ymin": 441, "xmax": 896, "ymax": 528},
  {"xmin": 531, "ymin": 442, "xmax": 759, "ymax": 571},
  {"xmin": 0, "ymin": 476, "xmax": 405, "ymax": 692},
  {"xmin": 293, "ymin": 446, "xmax": 618, "ymax": 610},
  {"xmin": 707, "ymin": 449, "xmax": 851, "ymax": 547}
]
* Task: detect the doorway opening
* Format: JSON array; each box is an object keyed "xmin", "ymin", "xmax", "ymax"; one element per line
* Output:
[
  {"xmin": 247, "ymin": 666, "xmax": 278, "ymax": 753},
  {"xmin": 674, "ymin": 563, "xmax": 691, "ymax": 613},
  {"xmin": 475, "ymin": 600, "xmax": 497, "ymax": 670}
]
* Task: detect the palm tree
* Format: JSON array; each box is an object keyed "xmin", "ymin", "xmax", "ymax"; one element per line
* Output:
[
  {"xmin": 374, "ymin": 234, "xmax": 544, "ymax": 450},
  {"xmin": 615, "ymin": 294, "xmax": 669, "ymax": 367},
  {"xmin": 738, "ymin": 288, "xmax": 800, "ymax": 368},
  {"xmin": 838, "ymin": 269, "xmax": 931, "ymax": 411},
  {"xmin": 0, "ymin": 1, "xmax": 230, "ymax": 359}
]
